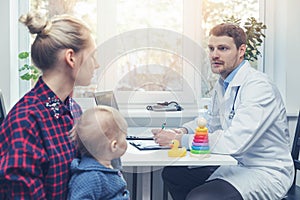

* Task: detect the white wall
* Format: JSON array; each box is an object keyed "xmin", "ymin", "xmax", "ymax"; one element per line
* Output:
[
  {"xmin": 0, "ymin": 0, "xmax": 11, "ymax": 109},
  {"xmin": 0, "ymin": 0, "xmax": 19, "ymax": 111},
  {"xmin": 264, "ymin": 0, "xmax": 300, "ymax": 115},
  {"xmin": 285, "ymin": 1, "xmax": 300, "ymax": 114}
]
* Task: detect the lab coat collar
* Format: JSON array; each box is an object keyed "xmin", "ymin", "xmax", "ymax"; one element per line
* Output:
[
  {"xmin": 224, "ymin": 60, "xmax": 246, "ymax": 90},
  {"xmin": 215, "ymin": 60, "xmax": 251, "ymax": 99},
  {"xmin": 216, "ymin": 60, "xmax": 251, "ymax": 89},
  {"xmin": 228, "ymin": 60, "xmax": 252, "ymax": 87}
]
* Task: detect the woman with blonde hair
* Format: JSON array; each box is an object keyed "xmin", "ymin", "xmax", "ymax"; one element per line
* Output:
[{"xmin": 0, "ymin": 12, "xmax": 99, "ymax": 199}]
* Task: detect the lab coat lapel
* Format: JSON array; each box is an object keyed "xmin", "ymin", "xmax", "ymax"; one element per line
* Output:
[
  {"xmin": 224, "ymin": 61, "xmax": 251, "ymax": 106},
  {"xmin": 213, "ymin": 79, "xmax": 227, "ymax": 126},
  {"xmin": 230, "ymin": 61, "xmax": 251, "ymax": 87},
  {"xmin": 218, "ymin": 61, "xmax": 251, "ymax": 128}
]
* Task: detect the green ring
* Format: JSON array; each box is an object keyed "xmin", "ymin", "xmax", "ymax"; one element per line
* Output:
[{"xmin": 190, "ymin": 149, "xmax": 210, "ymax": 154}]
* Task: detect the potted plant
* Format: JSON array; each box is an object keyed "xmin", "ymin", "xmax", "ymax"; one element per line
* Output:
[
  {"xmin": 18, "ymin": 51, "xmax": 41, "ymax": 83},
  {"xmin": 224, "ymin": 16, "xmax": 267, "ymax": 63}
]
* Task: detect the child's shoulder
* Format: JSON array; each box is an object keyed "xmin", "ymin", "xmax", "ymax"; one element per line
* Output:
[{"xmin": 70, "ymin": 157, "xmax": 113, "ymax": 174}]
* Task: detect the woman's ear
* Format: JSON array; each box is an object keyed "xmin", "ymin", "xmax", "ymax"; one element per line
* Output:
[{"xmin": 65, "ymin": 49, "xmax": 76, "ymax": 69}]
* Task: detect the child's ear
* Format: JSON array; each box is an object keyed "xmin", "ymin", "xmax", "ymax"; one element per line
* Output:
[{"xmin": 110, "ymin": 140, "xmax": 118, "ymax": 152}]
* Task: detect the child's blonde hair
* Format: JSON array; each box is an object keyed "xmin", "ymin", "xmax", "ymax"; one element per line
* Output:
[{"xmin": 70, "ymin": 105, "xmax": 128, "ymax": 159}]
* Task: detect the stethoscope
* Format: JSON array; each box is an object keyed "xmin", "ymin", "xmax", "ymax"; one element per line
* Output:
[{"xmin": 228, "ymin": 86, "xmax": 240, "ymax": 119}]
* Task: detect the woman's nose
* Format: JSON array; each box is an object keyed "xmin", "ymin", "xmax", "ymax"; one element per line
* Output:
[
  {"xmin": 95, "ymin": 62, "xmax": 100, "ymax": 69},
  {"xmin": 93, "ymin": 58, "xmax": 100, "ymax": 70}
]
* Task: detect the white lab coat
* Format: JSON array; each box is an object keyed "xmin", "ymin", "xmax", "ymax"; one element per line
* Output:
[{"xmin": 182, "ymin": 61, "xmax": 294, "ymax": 200}]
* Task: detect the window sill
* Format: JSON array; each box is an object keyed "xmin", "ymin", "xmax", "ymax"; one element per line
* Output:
[
  {"xmin": 74, "ymin": 98, "xmax": 205, "ymax": 127},
  {"xmin": 120, "ymin": 108, "xmax": 205, "ymax": 127}
]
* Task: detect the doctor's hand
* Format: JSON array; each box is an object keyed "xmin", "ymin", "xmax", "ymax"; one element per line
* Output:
[{"xmin": 151, "ymin": 128, "xmax": 185, "ymax": 147}]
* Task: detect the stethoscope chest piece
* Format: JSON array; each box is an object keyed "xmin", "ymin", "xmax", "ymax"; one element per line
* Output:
[{"xmin": 229, "ymin": 110, "xmax": 235, "ymax": 119}]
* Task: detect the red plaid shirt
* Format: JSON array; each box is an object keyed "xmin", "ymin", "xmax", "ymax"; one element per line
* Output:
[{"xmin": 0, "ymin": 77, "xmax": 82, "ymax": 199}]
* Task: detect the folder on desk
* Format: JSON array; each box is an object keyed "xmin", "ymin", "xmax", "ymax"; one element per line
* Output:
[
  {"xmin": 129, "ymin": 140, "xmax": 170, "ymax": 150},
  {"xmin": 126, "ymin": 127, "xmax": 156, "ymax": 140},
  {"xmin": 126, "ymin": 136, "xmax": 153, "ymax": 140}
]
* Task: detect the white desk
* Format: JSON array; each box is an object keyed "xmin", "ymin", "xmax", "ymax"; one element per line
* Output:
[
  {"xmin": 122, "ymin": 141, "xmax": 237, "ymax": 166},
  {"xmin": 121, "ymin": 141, "xmax": 237, "ymax": 200}
]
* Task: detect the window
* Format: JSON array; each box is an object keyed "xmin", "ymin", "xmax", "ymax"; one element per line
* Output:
[{"xmin": 19, "ymin": 0, "xmax": 262, "ymax": 109}]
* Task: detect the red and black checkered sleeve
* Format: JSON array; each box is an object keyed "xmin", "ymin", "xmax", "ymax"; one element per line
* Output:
[{"xmin": 0, "ymin": 107, "xmax": 48, "ymax": 199}]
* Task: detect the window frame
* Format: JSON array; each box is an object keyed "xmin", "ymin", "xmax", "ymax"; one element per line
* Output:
[
  {"xmin": 16, "ymin": 0, "xmax": 266, "ymax": 111},
  {"xmin": 96, "ymin": 0, "xmax": 210, "ymax": 108}
]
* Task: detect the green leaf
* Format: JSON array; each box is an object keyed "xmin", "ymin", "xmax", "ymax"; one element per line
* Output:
[
  {"xmin": 19, "ymin": 66, "xmax": 26, "ymax": 71},
  {"xmin": 33, "ymin": 68, "xmax": 39, "ymax": 73},
  {"xmin": 18, "ymin": 51, "xmax": 41, "ymax": 82},
  {"xmin": 20, "ymin": 73, "xmax": 32, "ymax": 80},
  {"xmin": 24, "ymin": 64, "xmax": 29, "ymax": 70},
  {"xmin": 18, "ymin": 52, "xmax": 29, "ymax": 59}
]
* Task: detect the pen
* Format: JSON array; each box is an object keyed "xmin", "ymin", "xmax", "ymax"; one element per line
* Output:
[
  {"xmin": 161, "ymin": 121, "xmax": 166, "ymax": 130},
  {"xmin": 155, "ymin": 121, "xmax": 166, "ymax": 143}
]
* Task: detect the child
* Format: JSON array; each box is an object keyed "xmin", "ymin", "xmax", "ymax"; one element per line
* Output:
[{"xmin": 68, "ymin": 105, "xmax": 130, "ymax": 200}]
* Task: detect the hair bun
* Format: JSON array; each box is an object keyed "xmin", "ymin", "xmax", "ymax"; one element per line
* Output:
[{"xmin": 19, "ymin": 12, "xmax": 51, "ymax": 36}]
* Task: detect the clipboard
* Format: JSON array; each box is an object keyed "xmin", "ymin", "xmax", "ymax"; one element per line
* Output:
[
  {"xmin": 126, "ymin": 127, "xmax": 156, "ymax": 140},
  {"xmin": 126, "ymin": 135, "xmax": 153, "ymax": 140},
  {"xmin": 129, "ymin": 140, "xmax": 170, "ymax": 150}
]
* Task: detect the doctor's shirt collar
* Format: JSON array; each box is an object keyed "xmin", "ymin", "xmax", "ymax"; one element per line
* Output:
[{"xmin": 223, "ymin": 59, "xmax": 246, "ymax": 91}]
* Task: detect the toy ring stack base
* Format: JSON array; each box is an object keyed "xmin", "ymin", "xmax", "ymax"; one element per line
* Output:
[
  {"xmin": 190, "ymin": 117, "xmax": 210, "ymax": 157},
  {"xmin": 190, "ymin": 148, "xmax": 210, "ymax": 158}
]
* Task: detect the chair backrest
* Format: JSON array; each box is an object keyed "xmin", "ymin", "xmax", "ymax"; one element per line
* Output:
[{"xmin": 291, "ymin": 111, "xmax": 300, "ymax": 185}]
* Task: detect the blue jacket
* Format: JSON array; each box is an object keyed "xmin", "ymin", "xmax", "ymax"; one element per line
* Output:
[{"xmin": 68, "ymin": 157, "xmax": 130, "ymax": 200}]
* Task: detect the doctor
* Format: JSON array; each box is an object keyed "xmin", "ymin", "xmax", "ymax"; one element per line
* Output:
[{"xmin": 152, "ymin": 23, "xmax": 294, "ymax": 200}]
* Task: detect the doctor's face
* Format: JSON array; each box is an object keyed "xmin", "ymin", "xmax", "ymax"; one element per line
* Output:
[{"xmin": 208, "ymin": 35, "xmax": 246, "ymax": 80}]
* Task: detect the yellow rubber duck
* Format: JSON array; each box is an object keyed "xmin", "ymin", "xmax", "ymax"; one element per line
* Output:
[{"xmin": 168, "ymin": 139, "xmax": 187, "ymax": 157}]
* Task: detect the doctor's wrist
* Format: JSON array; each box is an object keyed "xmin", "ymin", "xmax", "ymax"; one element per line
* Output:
[{"xmin": 177, "ymin": 127, "xmax": 188, "ymax": 134}]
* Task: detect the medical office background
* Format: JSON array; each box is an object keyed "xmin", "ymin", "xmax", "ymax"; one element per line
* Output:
[{"xmin": 1, "ymin": 0, "xmax": 300, "ymax": 189}]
